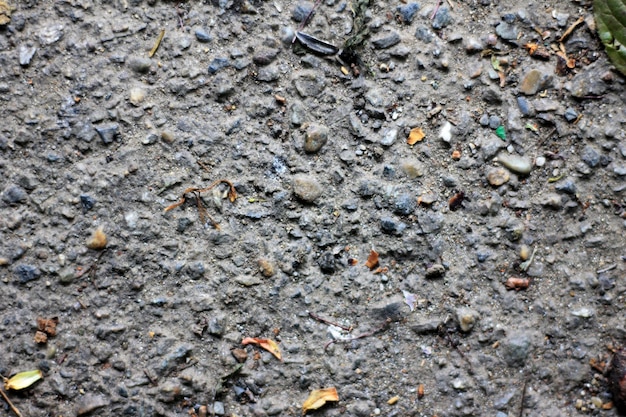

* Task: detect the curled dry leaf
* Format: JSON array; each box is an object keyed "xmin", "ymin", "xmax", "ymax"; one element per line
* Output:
[
  {"xmin": 241, "ymin": 337, "xmax": 282, "ymax": 361},
  {"xmin": 4, "ymin": 370, "xmax": 43, "ymax": 390},
  {"xmin": 364, "ymin": 249, "xmax": 379, "ymax": 270},
  {"xmin": 407, "ymin": 127, "xmax": 425, "ymax": 145},
  {"xmin": 302, "ymin": 387, "xmax": 339, "ymax": 415}
]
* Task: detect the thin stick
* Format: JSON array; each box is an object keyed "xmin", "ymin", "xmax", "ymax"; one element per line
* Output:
[
  {"xmin": 518, "ymin": 377, "xmax": 528, "ymax": 417},
  {"xmin": 0, "ymin": 387, "xmax": 23, "ymax": 417},
  {"xmin": 309, "ymin": 312, "xmax": 353, "ymax": 331},
  {"xmin": 149, "ymin": 29, "xmax": 165, "ymax": 58},
  {"xmin": 430, "ymin": 0, "xmax": 441, "ymax": 19},
  {"xmin": 596, "ymin": 264, "xmax": 617, "ymax": 274},
  {"xmin": 324, "ymin": 320, "xmax": 390, "ymax": 350},
  {"xmin": 558, "ymin": 16, "xmax": 584, "ymax": 43}
]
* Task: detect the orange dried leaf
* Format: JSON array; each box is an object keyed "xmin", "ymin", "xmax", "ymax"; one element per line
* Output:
[
  {"xmin": 302, "ymin": 387, "xmax": 339, "ymax": 415},
  {"xmin": 407, "ymin": 127, "xmax": 425, "ymax": 145},
  {"xmin": 364, "ymin": 249, "xmax": 379, "ymax": 270},
  {"xmin": 241, "ymin": 337, "xmax": 282, "ymax": 361}
]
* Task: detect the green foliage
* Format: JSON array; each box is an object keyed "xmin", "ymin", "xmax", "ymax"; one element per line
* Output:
[{"xmin": 594, "ymin": 0, "xmax": 626, "ymax": 75}]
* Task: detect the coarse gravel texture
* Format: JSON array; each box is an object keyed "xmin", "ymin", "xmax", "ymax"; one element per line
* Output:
[{"xmin": 0, "ymin": 0, "xmax": 625, "ymax": 416}]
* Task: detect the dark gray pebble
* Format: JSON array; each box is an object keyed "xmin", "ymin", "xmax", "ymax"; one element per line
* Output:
[
  {"xmin": 380, "ymin": 217, "xmax": 406, "ymax": 235},
  {"xmin": 2, "ymin": 184, "xmax": 28, "ymax": 205},
  {"xmin": 432, "ymin": 7, "xmax": 452, "ymax": 29},
  {"xmin": 394, "ymin": 193, "xmax": 416, "ymax": 215},
  {"xmin": 372, "ymin": 31, "xmax": 401, "ymax": 49},
  {"xmin": 253, "ymin": 48, "xmax": 279, "ymax": 66},
  {"xmin": 95, "ymin": 124, "xmax": 119, "ymax": 144},
  {"xmin": 128, "ymin": 57, "xmax": 152, "ymax": 74},
  {"xmin": 292, "ymin": 1, "xmax": 314, "ymax": 22},
  {"xmin": 195, "ymin": 28, "xmax": 212, "ymax": 43},
  {"xmin": 564, "ymin": 107, "xmax": 578, "ymax": 122},
  {"xmin": 318, "ymin": 252, "xmax": 336, "ymax": 274},
  {"xmin": 208, "ymin": 57, "xmax": 231, "ymax": 74},
  {"xmin": 397, "ymin": 3, "xmax": 420, "ymax": 24},
  {"xmin": 580, "ymin": 145, "xmax": 600, "ymax": 167},
  {"xmin": 502, "ymin": 331, "xmax": 532, "ymax": 367},
  {"xmin": 555, "ymin": 179, "xmax": 577, "ymax": 194},
  {"xmin": 495, "ymin": 22, "xmax": 518, "ymax": 40},
  {"xmin": 516, "ymin": 96, "xmax": 534, "ymax": 117},
  {"xmin": 80, "ymin": 194, "xmax": 96, "ymax": 212},
  {"xmin": 488, "ymin": 115, "xmax": 501, "ymax": 129},
  {"xmin": 13, "ymin": 264, "xmax": 41, "ymax": 284},
  {"xmin": 415, "ymin": 26, "xmax": 434, "ymax": 43}
]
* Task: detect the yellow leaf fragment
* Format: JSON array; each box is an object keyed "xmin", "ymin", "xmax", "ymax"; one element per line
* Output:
[
  {"xmin": 241, "ymin": 337, "xmax": 282, "ymax": 361},
  {"xmin": 407, "ymin": 127, "xmax": 425, "ymax": 145},
  {"xmin": 4, "ymin": 370, "xmax": 43, "ymax": 390},
  {"xmin": 302, "ymin": 387, "xmax": 339, "ymax": 415}
]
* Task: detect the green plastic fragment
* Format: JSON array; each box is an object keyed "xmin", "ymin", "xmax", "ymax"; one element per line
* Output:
[{"xmin": 495, "ymin": 125, "xmax": 506, "ymax": 140}]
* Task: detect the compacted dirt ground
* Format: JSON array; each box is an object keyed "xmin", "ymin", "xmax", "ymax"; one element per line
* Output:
[{"xmin": 1, "ymin": 0, "xmax": 625, "ymax": 416}]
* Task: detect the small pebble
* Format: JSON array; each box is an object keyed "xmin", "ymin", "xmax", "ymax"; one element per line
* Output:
[
  {"xmin": 432, "ymin": 7, "xmax": 452, "ymax": 29},
  {"xmin": 456, "ymin": 307, "xmax": 479, "ymax": 332},
  {"xmin": 439, "ymin": 121, "xmax": 452, "ymax": 143},
  {"xmin": 497, "ymin": 153, "xmax": 532, "ymax": 175},
  {"xmin": 18, "ymin": 45, "xmax": 37, "ymax": 66},
  {"xmin": 293, "ymin": 175, "xmax": 322, "ymax": 203},
  {"xmin": 397, "ymin": 3, "xmax": 420, "ymax": 24},
  {"xmin": 2, "ymin": 184, "xmax": 28, "ymax": 205},
  {"xmin": 129, "ymin": 87, "xmax": 146, "ymax": 106},
  {"xmin": 381, "ymin": 128, "xmax": 398, "ymax": 147},
  {"xmin": 519, "ymin": 244, "xmax": 530, "ymax": 260},
  {"xmin": 13, "ymin": 264, "xmax": 41, "ymax": 284},
  {"xmin": 128, "ymin": 57, "xmax": 152, "ymax": 74},
  {"xmin": 95, "ymin": 124, "xmax": 119, "ymax": 144},
  {"xmin": 519, "ymin": 69, "xmax": 553, "ymax": 96},
  {"xmin": 372, "ymin": 31, "xmax": 401, "ymax": 49},
  {"xmin": 195, "ymin": 28, "xmax": 212, "ymax": 42},
  {"xmin": 304, "ymin": 123, "xmax": 329, "ymax": 153},
  {"xmin": 486, "ymin": 167, "xmax": 510, "ymax": 186},
  {"xmin": 292, "ymin": 1, "xmax": 314, "ymax": 22}
]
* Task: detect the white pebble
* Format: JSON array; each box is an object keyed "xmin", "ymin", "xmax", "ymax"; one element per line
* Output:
[{"xmin": 439, "ymin": 121, "xmax": 453, "ymax": 143}]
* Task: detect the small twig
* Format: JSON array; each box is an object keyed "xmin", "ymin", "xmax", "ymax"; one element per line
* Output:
[
  {"xmin": 596, "ymin": 264, "xmax": 617, "ymax": 274},
  {"xmin": 430, "ymin": 0, "xmax": 441, "ymax": 19},
  {"xmin": 558, "ymin": 16, "xmax": 584, "ymax": 43},
  {"xmin": 309, "ymin": 312, "xmax": 353, "ymax": 331},
  {"xmin": 518, "ymin": 377, "xmax": 528, "ymax": 417},
  {"xmin": 0, "ymin": 387, "xmax": 23, "ymax": 417},
  {"xmin": 144, "ymin": 370, "xmax": 157, "ymax": 386},
  {"xmin": 324, "ymin": 320, "xmax": 390, "ymax": 350},
  {"xmin": 76, "ymin": 249, "xmax": 108, "ymax": 280},
  {"xmin": 445, "ymin": 0, "xmax": 455, "ymax": 8}
]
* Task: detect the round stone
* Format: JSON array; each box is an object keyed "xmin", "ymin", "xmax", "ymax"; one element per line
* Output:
[
  {"xmin": 487, "ymin": 167, "xmax": 510, "ymax": 186},
  {"xmin": 303, "ymin": 124, "xmax": 329, "ymax": 153}
]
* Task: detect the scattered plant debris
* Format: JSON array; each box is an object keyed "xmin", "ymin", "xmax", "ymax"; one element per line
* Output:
[
  {"xmin": 34, "ymin": 316, "xmax": 58, "ymax": 344},
  {"xmin": 164, "ymin": 179, "xmax": 237, "ymax": 230},
  {"xmin": 241, "ymin": 337, "xmax": 282, "ymax": 361},
  {"xmin": 302, "ymin": 387, "xmax": 339, "ymax": 415},
  {"xmin": 364, "ymin": 249, "xmax": 379, "ymax": 270},
  {"xmin": 407, "ymin": 127, "xmax": 425, "ymax": 145},
  {"xmin": 149, "ymin": 29, "xmax": 165, "ymax": 58}
]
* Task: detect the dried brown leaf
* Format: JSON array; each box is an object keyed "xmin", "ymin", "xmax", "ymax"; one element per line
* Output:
[{"xmin": 302, "ymin": 387, "xmax": 339, "ymax": 415}]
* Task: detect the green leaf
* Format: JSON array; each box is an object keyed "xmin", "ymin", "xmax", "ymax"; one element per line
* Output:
[{"xmin": 594, "ymin": 0, "xmax": 626, "ymax": 75}]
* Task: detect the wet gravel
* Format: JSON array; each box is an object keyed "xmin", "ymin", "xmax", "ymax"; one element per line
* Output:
[{"xmin": 0, "ymin": 0, "xmax": 625, "ymax": 416}]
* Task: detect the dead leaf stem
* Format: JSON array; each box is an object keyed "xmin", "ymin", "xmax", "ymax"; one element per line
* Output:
[{"xmin": 0, "ymin": 387, "xmax": 23, "ymax": 417}]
